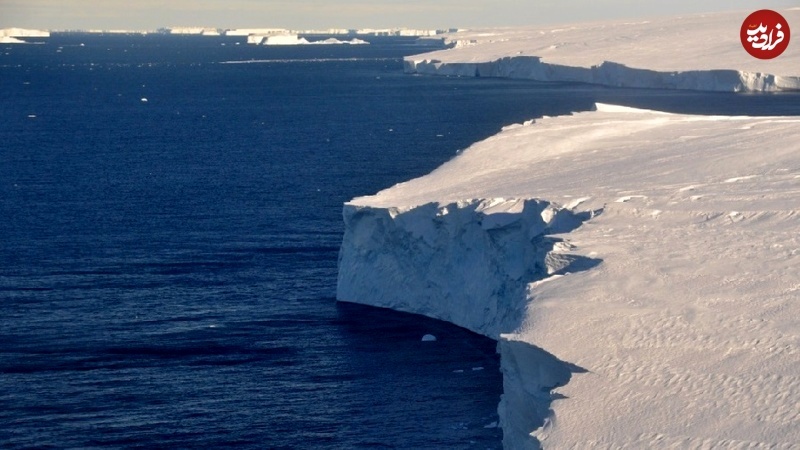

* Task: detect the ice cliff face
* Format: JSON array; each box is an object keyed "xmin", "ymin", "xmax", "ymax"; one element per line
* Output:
[
  {"xmin": 337, "ymin": 103, "xmax": 800, "ymax": 447},
  {"xmin": 402, "ymin": 9, "xmax": 800, "ymax": 92},
  {"xmin": 0, "ymin": 28, "xmax": 49, "ymax": 43},
  {"xmin": 340, "ymin": 10, "xmax": 800, "ymax": 447},
  {"xmin": 337, "ymin": 198, "xmax": 598, "ymax": 448},
  {"xmin": 498, "ymin": 337, "xmax": 583, "ymax": 449},
  {"xmin": 338, "ymin": 198, "xmax": 596, "ymax": 338},
  {"xmin": 404, "ymin": 57, "xmax": 800, "ymax": 92},
  {"xmin": 0, "ymin": 28, "xmax": 50, "ymax": 38}
]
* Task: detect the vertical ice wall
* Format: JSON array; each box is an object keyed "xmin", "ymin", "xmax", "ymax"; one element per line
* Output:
[
  {"xmin": 404, "ymin": 57, "xmax": 800, "ymax": 92},
  {"xmin": 337, "ymin": 197, "xmax": 599, "ymax": 447}
]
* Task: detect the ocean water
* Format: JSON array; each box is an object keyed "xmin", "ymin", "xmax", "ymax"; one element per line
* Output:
[{"xmin": 2, "ymin": 34, "xmax": 800, "ymax": 449}]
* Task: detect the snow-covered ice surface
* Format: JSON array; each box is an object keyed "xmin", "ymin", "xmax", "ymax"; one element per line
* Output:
[
  {"xmin": 339, "ymin": 9, "xmax": 800, "ymax": 449},
  {"xmin": 405, "ymin": 9, "xmax": 800, "ymax": 91}
]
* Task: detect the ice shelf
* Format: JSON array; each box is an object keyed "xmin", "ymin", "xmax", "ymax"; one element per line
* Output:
[
  {"xmin": 338, "ymin": 102, "xmax": 800, "ymax": 448},
  {"xmin": 404, "ymin": 10, "xmax": 800, "ymax": 92}
]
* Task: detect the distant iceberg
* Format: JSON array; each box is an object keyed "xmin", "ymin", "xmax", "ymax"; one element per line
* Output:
[
  {"xmin": 248, "ymin": 34, "xmax": 369, "ymax": 46},
  {"xmin": 0, "ymin": 35, "xmax": 27, "ymax": 44},
  {"xmin": 227, "ymin": 28, "xmax": 290, "ymax": 37},
  {"xmin": 264, "ymin": 34, "xmax": 311, "ymax": 46},
  {"xmin": 0, "ymin": 28, "xmax": 49, "ymax": 44},
  {"xmin": 168, "ymin": 27, "xmax": 221, "ymax": 36},
  {"xmin": 316, "ymin": 37, "xmax": 369, "ymax": 45},
  {"xmin": 0, "ymin": 28, "xmax": 50, "ymax": 37}
]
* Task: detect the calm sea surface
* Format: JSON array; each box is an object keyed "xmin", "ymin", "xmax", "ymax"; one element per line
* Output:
[{"xmin": 2, "ymin": 33, "xmax": 799, "ymax": 449}]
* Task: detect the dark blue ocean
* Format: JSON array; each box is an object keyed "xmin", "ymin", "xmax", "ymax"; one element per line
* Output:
[{"xmin": 2, "ymin": 33, "xmax": 799, "ymax": 449}]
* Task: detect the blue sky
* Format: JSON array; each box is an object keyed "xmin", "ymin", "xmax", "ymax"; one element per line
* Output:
[{"xmin": 1, "ymin": 0, "xmax": 798, "ymax": 30}]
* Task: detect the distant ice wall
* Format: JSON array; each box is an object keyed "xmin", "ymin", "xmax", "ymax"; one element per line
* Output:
[
  {"xmin": 404, "ymin": 56, "xmax": 800, "ymax": 92},
  {"xmin": 264, "ymin": 35, "xmax": 310, "ymax": 46},
  {"xmin": 248, "ymin": 34, "xmax": 369, "ymax": 45},
  {"xmin": 0, "ymin": 28, "xmax": 50, "ymax": 37},
  {"xmin": 168, "ymin": 27, "xmax": 220, "ymax": 35}
]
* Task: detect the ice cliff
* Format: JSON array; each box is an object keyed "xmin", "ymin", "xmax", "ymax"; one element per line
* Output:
[
  {"xmin": 404, "ymin": 9, "xmax": 800, "ymax": 92},
  {"xmin": 406, "ymin": 57, "xmax": 800, "ymax": 92},
  {"xmin": 0, "ymin": 28, "xmax": 50, "ymax": 37},
  {"xmin": 247, "ymin": 34, "xmax": 369, "ymax": 45},
  {"xmin": 337, "ymin": 103, "xmax": 800, "ymax": 448},
  {"xmin": 0, "ymin": 28, "xmax": 49, "ymax": 43},
  {"xmin": 338, "ymin": 198, "xmax": 598, "ymax": 448},
  {"xmin": 338, "ymin": 198, "xmax": 599, "ymax": 339},
  {"xmin": 339, "ymin": 9, "xmax": 800, "ymax": 449}
]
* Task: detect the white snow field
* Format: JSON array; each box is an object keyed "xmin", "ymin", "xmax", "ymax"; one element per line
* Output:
[
  {"xmin": 405, "ymin": 9, "xmax": 800, "ymax": 92},
  {"xmin": 338, "ymin": 10, "xmax": 800, "ymax": 449}
]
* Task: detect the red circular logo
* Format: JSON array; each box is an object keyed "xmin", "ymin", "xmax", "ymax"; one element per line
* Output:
[{"xmin": 741, "ymin": 10, "xmax": 790, "ymax": 59}]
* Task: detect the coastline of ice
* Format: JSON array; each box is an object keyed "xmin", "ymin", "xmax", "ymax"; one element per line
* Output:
[
  {"xmin": 404, "ymin": 10, "xmax": 800, "ymax": 92},
  {"xmin": 338, "ymin": 101, "xmax": 800, "ymax": 447},
  {"xmin": 336, "ymin": 9, "xmax": 800, "ymax": 449}
]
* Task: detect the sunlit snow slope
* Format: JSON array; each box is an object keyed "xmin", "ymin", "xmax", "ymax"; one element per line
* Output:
[
  {"xmin": 405, "ymin": 9, "xmax": 800, "ymax": 91},
  {"xmin": 338, "ymin": 104, "xmax": 800, "ymax": 448}
]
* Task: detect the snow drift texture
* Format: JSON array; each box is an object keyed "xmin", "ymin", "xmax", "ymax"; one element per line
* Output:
[
  {"xmin": 404, "ymin": 10, "xmax": 800, "ymax": 92},
  {"xmin": 339, "ymin": 9, "xmax": 800, "ymax": 450}
]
